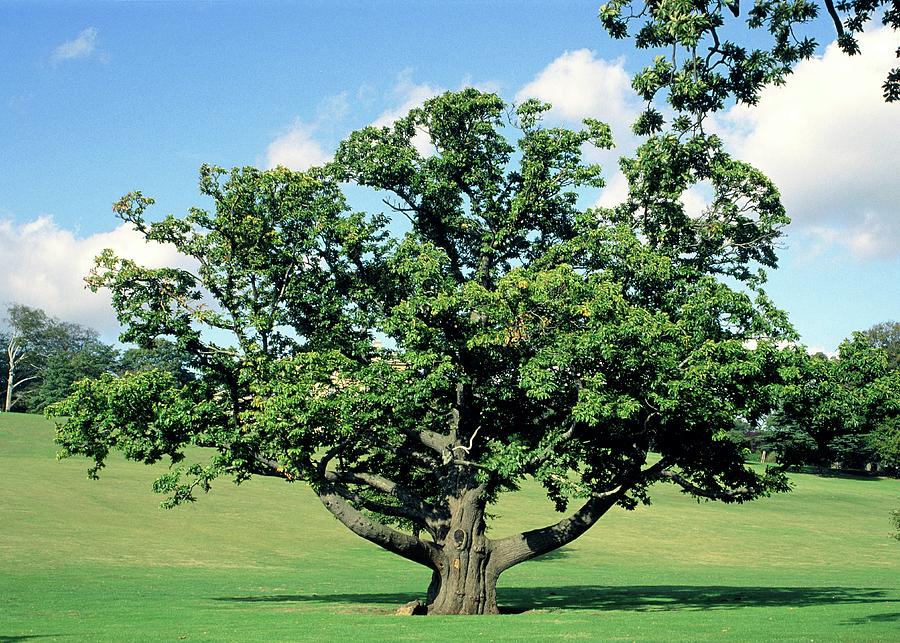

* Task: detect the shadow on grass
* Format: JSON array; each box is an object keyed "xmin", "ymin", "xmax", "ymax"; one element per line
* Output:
[
  {"xmin": 526, "ymin": 547, "xmax": 571, "ymax": 563},
  {"xmin": 0, "ymin": 637, "xmax": 64, "ymax": 642},
  {"xmin": 215, "ymin": 585, "xmax": 899, "ymax": 613},
  {"xmin": 842, "ymin": 611, "xmax": 900, "ymax": 625}
]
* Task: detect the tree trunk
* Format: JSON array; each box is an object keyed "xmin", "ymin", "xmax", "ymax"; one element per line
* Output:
[
  {"xmin": 426, "ymin": 489, "xmax": 500, "ymax": 615},
  {"xmin": 4, "ymin": 361, "xmax": 14, "ymax": 412},
  {"xmin": 315, "ymin": 462, "xmax": 635, "ymax": 615}
]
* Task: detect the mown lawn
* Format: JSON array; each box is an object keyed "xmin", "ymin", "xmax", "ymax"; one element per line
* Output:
[{"xmin": 2, "ymin": 412, "xmax": 898, "ymax": 641}]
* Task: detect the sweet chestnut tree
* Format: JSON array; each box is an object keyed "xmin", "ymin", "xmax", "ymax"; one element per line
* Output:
[{"xmin": 51, "ymin": 89, "xmax": 796, "ymax": 614}]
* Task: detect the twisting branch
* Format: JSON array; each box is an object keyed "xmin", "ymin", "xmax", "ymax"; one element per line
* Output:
[
  {"xmin": 317, "ymin": 437, "xmax": 353, "ymax": 480},
  {"xmin": 316, "ymin": 482, "xmax": 438, "ymax": 569},
  {"xmin": 451, "ymin": 425, "xmax": 481, "ymax": 455},
  {"xmin": 327, "ymin": 469, "xmax": 440, "ymax": 519},
  {"xmin": 660, "ymin": 470, "xmax": 752, "ymax": 501},
  {"xmin": 823, "ymin": 0, "xmax": 846, "ymax": 37},
  {"xmin": 490, "ymin": 457, "xmax": 666, "ymax": 573}
]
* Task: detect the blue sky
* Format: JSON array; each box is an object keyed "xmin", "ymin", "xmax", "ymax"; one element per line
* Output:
[{"xmin": 1, "ymin": 1, "xmax": 897, "ymax": 352}]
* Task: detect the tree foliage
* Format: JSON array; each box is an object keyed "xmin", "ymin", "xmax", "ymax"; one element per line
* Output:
[
  {"xmin": 765, "ymin": 333, "xmax": 900, "ymax": 470},
  {"xmin": 863, "ymin": 320, "xmax": 900, "ymax": 371},
  {"xmin": 51, "ymin": 89, "xmax": 800, "ymax": 614},
  {"xmin": 120, "ymin": 338, "xmax": 196, "ymax": 386},
  {"xmin": 599, "ymin": 0, "xmax": 900, "ymax": 129}
]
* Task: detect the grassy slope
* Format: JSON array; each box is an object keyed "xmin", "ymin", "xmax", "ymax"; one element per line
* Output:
[{"xmin": 1, "ymin": 412, "xmax": 898, "ymax": 641}]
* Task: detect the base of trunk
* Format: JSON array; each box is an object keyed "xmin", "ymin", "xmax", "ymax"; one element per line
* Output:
[{"xmin": 425, "ymin": 566, "xmax": 499, "ymax": 615}]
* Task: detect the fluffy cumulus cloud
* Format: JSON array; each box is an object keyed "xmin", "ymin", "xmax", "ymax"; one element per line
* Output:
[
  {"xmin": 518, "ymin": 49, "xmax": 643, "ymax": 207},
  {"xmin": 265, "ymin": 120, "xmax": 331, "ymax": 171},
  {"xmin": 716, "ymin": 26, "xmax": 900, "ymax": 259},
  {"xmin": 516, "ymin": 49, "xmax": 641, "ymax": 130},
  {"xmin": 0, "ymin": 217, "xmax": 195, "ymax": 338},
  {"xmin": 51, "ymin": 27, "xmax": 99, "ymax": 62}
]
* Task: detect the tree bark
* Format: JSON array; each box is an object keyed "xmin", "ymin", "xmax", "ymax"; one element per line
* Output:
[
  {"xmin": 4, "ymin": 350, "xmax": 14, "ymax": 412},
  {"xmin": 425, "ymin": 488, "xmax": 499, "ymax": 615},
  {"xmin": 312, "ymin": 470, "xmax": 640, "ymax": 614},
  {"xmin": 4, "ymin": 369, "xmax": 12, "ymax": 412}
]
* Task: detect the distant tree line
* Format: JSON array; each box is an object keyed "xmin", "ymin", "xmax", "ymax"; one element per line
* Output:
[
  {"xmin": 733, "ymin": 322, "xmax": 900, "ymax": 475},
  {"xmin": 1, "ymin": 303, "xmax": 192, "ymax": 414}
]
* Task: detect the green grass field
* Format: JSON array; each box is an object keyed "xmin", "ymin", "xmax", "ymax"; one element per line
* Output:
[{"xmin": 2, "ymin": 412, "xmax": 898, "ymax": 641}]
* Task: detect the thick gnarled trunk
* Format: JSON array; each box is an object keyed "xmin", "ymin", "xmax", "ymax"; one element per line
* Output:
[
  {"xmin": 425, "ymin": 491, "xmax": 499, "ymax": 615},
  {"xmin": 426, "ymin": 550, "xmax": 498, "ymax": 615},
  {"xmin": 314, "ymin": 457, "xmax": 639, "ymax": 615}
]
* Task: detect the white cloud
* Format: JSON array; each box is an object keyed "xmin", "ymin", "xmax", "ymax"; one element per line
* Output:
[
  {"xmin": 716, "ymin": 26, "xmax": 900, "ymax": 259},
  {"xmin": 517, "ymin": 49, "xmax": 643, "ymax": 180},
  {"xmin": 264, "ymin": 93, "xmax": 354, "ymax": 171},
  {"xmin": 372, "ymin": 70, "xmax": 443, "ymax": 128},
  {"xmin": 0, "ymin": 217, "xmax": 195, "ymax": 338},
  {"xmin": 516, "ymin": 49, "xmax": 641, "ymax": 128},
  {"xmin": 315, "ymin": 92, "xmax": 350, "ymax": 122},
  {"xmin": 371, "ymin": 71, "xmax": 444, "ymax": 156},
  {"xmin": 594, "ymin": 171, "xmax": 630, "ymax": 209},
  {"xmin": 264, "ymin": 120, "xmax": 331, "ymax": 171},
  {"xmin": 51, "ymin": 27, "xmax": 99, "ymax": 62}
]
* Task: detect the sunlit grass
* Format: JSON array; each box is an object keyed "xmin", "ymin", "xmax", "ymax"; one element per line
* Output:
[{"xmin": 2, "ymin": 412, "xmax": 899, "ymax": 641}]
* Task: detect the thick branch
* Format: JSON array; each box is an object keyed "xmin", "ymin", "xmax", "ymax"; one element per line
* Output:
[
  {"xmin": 490, "ymin": 458, "xmax": 670, "ymax": 573},
  {"xmin": 660, "ymin": 470, "xmax": 752, "ymax": 501},
  {"xmin": 418, "ymin": 429, "xmax": 452, "ymax": 455},
  {"xmin": 316, "ymin": 482, "xmax": 437, "ymax": 568},
  {"xmin": 327, "ymin": 469, "xmax": 440, "ymax": 520},
  {"xmin": 823, "ymin": 0, "xmax": 846, "ymax": 37},
  {"xmin": 489, "ymin": 489, "xmax": 622, "ymax": 573}
]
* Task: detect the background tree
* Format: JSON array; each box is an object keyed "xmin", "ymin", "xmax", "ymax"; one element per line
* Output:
[
  {"xmin": 120, "ymin": 338, "xmax": 195, "ymax": 385},
  {"xmin": 4, "ymin": 304, "xmax": 46, "ymax": 411},
  {"xmin": 25, "ymin": 338, "xmax": 120, "ymax": 413},
  {"xmin": 863, "ymin": 320, "xmax": 900, "ymax": 371},
  {"xmin": 52, "ymin": 90, "xmax": 795, "ymax": 615},
  {"xmin": 2, "ymin": 303, "xmax": 117, "ymax": 413},
  {"xmin": 3, "ymin": 304, "xmax": 70, "ymax": 412},
  {"xmin": 766, "ymin": 334, "xmax": 900, "ymax": 470}
]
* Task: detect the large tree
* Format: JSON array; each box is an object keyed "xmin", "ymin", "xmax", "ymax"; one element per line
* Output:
[{"xmin": 52, "ymin": 90, "xmax": 797, "ymax": 614}]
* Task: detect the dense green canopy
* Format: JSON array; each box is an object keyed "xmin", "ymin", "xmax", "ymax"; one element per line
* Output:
[{"xmin": 51, "ymin": 90, "xmax": 801, "ymax": 613}]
